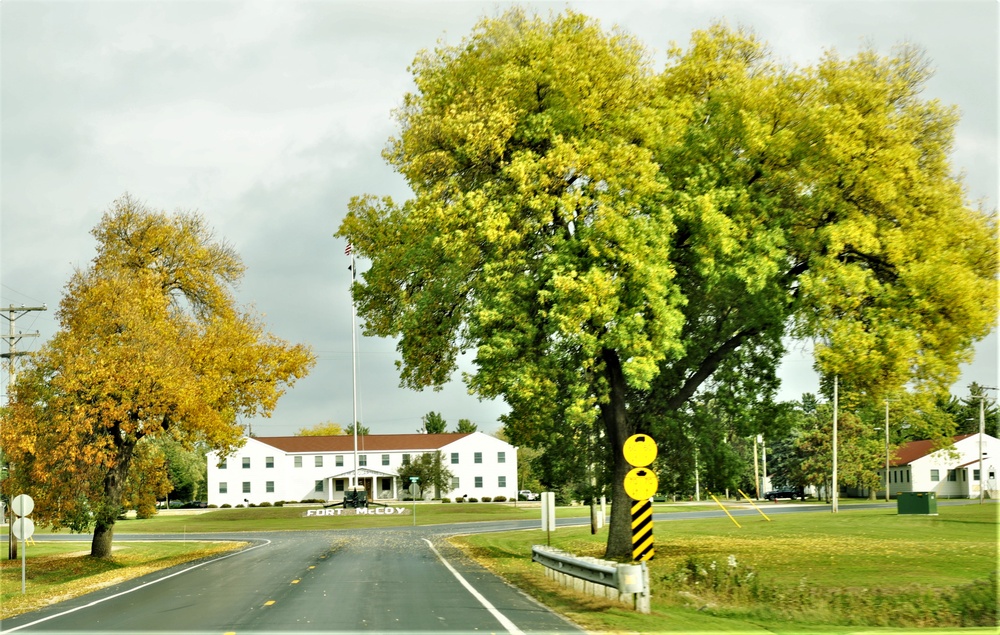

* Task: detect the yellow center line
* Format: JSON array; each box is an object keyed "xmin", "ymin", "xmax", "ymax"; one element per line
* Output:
[
  {"xmin": 291, "ymin": 579, "xmax": 300, "ymax": 584},
  {"xmin": 263, "ymin": 600, "xmax": 275, "ymax": 607}
]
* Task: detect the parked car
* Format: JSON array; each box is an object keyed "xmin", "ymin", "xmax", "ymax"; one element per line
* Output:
[
  {"xmin": 518, "ymin": 490, "xmax": 537, "ymax": 501},
  {"xmin": 764, "ymin": 487, "xmax": 802, "ymax": 501}
]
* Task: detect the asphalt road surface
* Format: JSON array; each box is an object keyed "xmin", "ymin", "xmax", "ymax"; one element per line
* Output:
[
  {"xmin": 3, "ymin": 501, "xmax": 978, "ymax": 634},
  {"xmin": 2, "ymin": 527, "xmax": 583, "ymax": 634}
]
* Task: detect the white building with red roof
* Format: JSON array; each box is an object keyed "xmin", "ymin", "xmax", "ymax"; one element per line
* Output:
[
  {"xmin": 879, "ymin": 433, "xmax": 998, "ymax": 499},
  {"xmin": 207, "ymin": 432, "xmax": 517, "ymax": 507}
]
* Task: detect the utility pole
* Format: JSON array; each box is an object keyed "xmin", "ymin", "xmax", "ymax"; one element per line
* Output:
[
  {"xmin": 1, "ymin": 304, "xmax": 47, "ymax": 560},
  {"xmin": 1, "ymin": 304, "xmax": 46, "ymax": 392}
]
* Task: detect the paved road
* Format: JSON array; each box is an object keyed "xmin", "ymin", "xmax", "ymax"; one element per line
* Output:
[
  {"xmin": 2, "ymin": 526, "xmax": 583, "ymax": 634},
  {"xmin": 4, "ymin": 500, "xmax": 983, "ymax": 634}
]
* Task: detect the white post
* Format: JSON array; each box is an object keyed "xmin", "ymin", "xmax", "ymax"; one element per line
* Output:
[
  {"xmin": 752, "ymin": 436, "xmax": 760, "ymax": 499},
  {"xmin": 693, "ymin": 446, "xmax": 700, "ymax": 502}
]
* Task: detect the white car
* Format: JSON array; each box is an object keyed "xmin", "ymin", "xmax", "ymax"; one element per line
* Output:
[{"xmin": 518, "ymin": 490, "xmax": 537, "ymax": 501}]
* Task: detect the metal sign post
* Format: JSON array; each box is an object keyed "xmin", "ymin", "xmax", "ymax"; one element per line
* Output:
[
  {"xmin": 409, "ymin": 477, "xmax": 419, "ymax": 526},
  {"xmin": 11, "ymin": 494, "xmax": 34, "ymax": 594},
  {"xmin": 623, "ymin": 435, "xmax": 657, "ymax": 562}
]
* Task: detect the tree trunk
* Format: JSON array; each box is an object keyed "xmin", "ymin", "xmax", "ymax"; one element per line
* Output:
[
  {"xmin": 601, "ymin": 349, "xmax": 636, "ymax": 561},
  {"xmin": 90, "ymin": 451, "xmax": 132, "ymax": 558},
  {"xmin": 91, "ymin": 519, "xmax": 115, "ymax": 558},
  {"xmin": 7, "ymin": 507, "xmax": 16, "ymax": 560}
]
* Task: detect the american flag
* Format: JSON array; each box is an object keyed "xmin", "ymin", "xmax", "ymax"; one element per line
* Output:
[{"xmin": 345, "ymin": 243, "xmax": 352, "ymax": 256}]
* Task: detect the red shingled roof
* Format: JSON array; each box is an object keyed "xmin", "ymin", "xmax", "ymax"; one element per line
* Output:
[
  {"xmin": 253, "ymin": 433, "xmax": 472, "ymax": 453},
  {"xmin": 890, "ymin": 434, "xmax": 975, "ymax": 467}
]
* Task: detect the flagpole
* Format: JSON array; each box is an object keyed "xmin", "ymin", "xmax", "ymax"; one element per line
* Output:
[{"xmin": 349, "ymin": 245, "xmax": 358, "ymax": 490}]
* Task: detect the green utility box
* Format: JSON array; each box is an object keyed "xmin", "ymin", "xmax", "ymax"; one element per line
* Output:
[{"xmin": 897, "ymin": 491, "xmax": 938, "ymax": 515}]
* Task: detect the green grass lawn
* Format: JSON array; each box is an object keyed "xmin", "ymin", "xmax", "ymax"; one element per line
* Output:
[
  {"xmin": 453, "ymin": 502, "xmax": 999, "ymax": 633},
  {"xmin": 77, "ymin": 500, "xmax": 589, "ymax": 532},
  {"xmin": 0, "ymin": 540, "xmax": 245, "ymax": 620}
]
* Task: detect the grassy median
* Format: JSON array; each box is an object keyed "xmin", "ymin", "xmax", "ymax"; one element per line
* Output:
[{"xmin": 452, "ymin": 502, "xmax": 998, "ymax": 633}]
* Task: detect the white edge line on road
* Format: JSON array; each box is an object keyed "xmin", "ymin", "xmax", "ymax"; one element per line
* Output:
[
  {"xmin": 1, "ymin": 540, "xmax": 271, "ymax": 634},
  {"xmin": 423, "ymin": 537, "xmax": 525, "ymax": 635}
]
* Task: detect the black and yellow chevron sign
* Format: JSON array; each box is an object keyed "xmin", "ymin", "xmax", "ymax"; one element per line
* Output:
[{"xmin": 631, "ymin": 498, "xmax": 654, "ymax": 561}]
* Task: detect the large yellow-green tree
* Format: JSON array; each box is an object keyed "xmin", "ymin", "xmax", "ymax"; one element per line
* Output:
[
  {"xmin": 1, "ymin": 196, "xmax": 315, "ymax": 557},
  {"xmin": 336, "ymin": 11, "xmax": 997, "ymax": 559}
]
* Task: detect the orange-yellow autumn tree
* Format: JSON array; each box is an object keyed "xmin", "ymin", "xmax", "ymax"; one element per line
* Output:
[{"xmin": 0, "ymin": 196, "xmax": 315, "ymax": 557}]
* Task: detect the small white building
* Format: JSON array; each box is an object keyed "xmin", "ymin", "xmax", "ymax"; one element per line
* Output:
[
  {"xmin": 206, "ymin": 432, "xmax": 518, "ymax": 507},
  {"xmin": 877, "ymin": 433, "xmax": 999, "ymax": 499}
]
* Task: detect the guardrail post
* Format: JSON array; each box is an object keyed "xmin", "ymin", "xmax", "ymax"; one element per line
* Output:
[{"xmin": 636, "ymin": 561, "xmax": 650, "ymax": 614}]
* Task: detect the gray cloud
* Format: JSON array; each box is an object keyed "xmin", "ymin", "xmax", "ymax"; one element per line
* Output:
[{"xmin": 2, "ymin": 1, "xmax": 996, "ymax": 437}]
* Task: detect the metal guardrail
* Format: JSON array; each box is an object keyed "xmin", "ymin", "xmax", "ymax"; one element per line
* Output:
[{"xmin": 531, "ymin": 545, "xmax": 650, "ymax": 613}]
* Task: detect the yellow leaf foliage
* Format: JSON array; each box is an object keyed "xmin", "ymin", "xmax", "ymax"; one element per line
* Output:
[{"xmin": 1, "ymin": 195, "xmax": 315, "ymax": 536}]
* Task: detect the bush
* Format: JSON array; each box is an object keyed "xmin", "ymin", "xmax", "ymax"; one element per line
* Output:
[
  {"xmin": 274, "ymin": 501, "xmax": 285, "ymax": 507},
  {"xmin": 455, "ymin": 497, "xmax": 465, "ymax": 503},
  {"xmin": 207, "ymin": 504, "xmax": 218, "ymax": 508},
  {"xmin": 481, "ymin": 496, "xmax": 492, "ymax": 503},
  {"xmin": 494, "ymin": 495, "xmax": 507, "ymax": 503},
  {"xmin": 441, "ymin": 498, "xmax": 451, "ymax": 503},
  {"xmin": 258, "ymin": 501, "xmax": 272, "ymax": 507},
  {"xmin": 221, "ymin": 503, "xmax": 231, "ymax": 508},
  {"xmin": 467, "ymin": 497, "xmax": 479, "ymax": 503},
  {"xmin": 235, "ymin": 504, "xmax": 244, "ymax": 508}
]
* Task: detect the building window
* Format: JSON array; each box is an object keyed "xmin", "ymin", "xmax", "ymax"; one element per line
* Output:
[
  {"xmin": 315, "ymin": 456, "xmax": 323, "ymax": 468},
  {"xmin": 266, "ymin": 481, "xmax": 274, "ymax": 493},
  {"xmin": 266, "ymin": 457, "xmax": 274, "ymax": 468},
  {"xmin": 498, "ymin": 451, "xmax": 505, "ymax": 464},
  {"xmin": 243, "ymin": 482, "xmax": 251, "ymax": 493},
  {"xmin": 243, "ymin": 457, "xmax": 251, "ymax": 469},
  {"xmin": 947, "ymin": 470, "xmax": 957, "ymax": 482},
  {"xmin": 315, "ymin": 480, "xmax": 324, "ymax": 492},
  {"xmin": 974, "ymin": 469, "xmax": 981, "ymax": 481},
  {"xmin": 474, "ymin": 452, "xmax": 482, "ymax": 464},
  {"xmin": 382, "ymin": 454, "xmax": 390, "ymax": 466},
  {"xmin": 906, "ymin": 469, "xmax": 910, "ymax": 482},
  {"xmin": 335, "ymin": 480, "xmax": 345, "ymax": 492},
  {"xmin": 498, "ymin": 476, "xmax": 506, "ymax": 488},
  {"xmin": 359, "ymin": 455, "xmax": 367, "ymax": 467},
  {"xmin": 336, "ymin": 455, "xmax": 344, "ymax": 467},
  {"xmin": 451, "ymin": 476, "xmax": 460, "ymax": 489},
  {"xmin": 219, "ymin": 459, "xmax": 227, "ymax": 469},
  {"xmin": 930, "ymin": 469, "xmax": 939, "ymax": 481},
  {"xmin": 402, "ymin": 454, "xmax": 410, "ymax": 466},
  {"xmin": 475, "ymin": 476, "xmax": 483, "ymax": 488},
  {"xmin": 219, "ymin": 482, "xmax": 228, "ymax": 494},
  {"xmin": 451, "ymin": 452, "xmax": 459, "ymax": 464},
  {"xmin": 294, "ymin": 456, "xmax": 303, "ymax": 468}
]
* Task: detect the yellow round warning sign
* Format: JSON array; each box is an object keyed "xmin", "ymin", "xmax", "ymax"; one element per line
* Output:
[
  {"xmin": 623, "ymin": 434, "xmax": 657, "ymax": 467},
  {"xmin": 624, "ymin": 467, "xmax": 659, "ymax": 500}
]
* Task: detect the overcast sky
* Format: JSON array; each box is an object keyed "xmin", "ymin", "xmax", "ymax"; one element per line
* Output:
[{"xmin": 2, "ymin": 1, "xmax": 997, "ymax": 438}]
